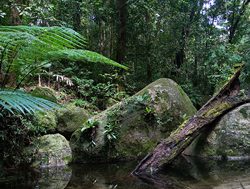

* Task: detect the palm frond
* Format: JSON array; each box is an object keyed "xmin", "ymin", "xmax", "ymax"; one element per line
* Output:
[{"xmin": 0, "ymin": 90, "xmax": 59, "ymax": 115}]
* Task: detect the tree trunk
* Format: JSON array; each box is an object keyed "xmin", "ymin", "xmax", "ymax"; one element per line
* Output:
[
  {"xmin": 145, "ymin": 10, "xmax": 152, "ymax": 82},
  {"xmin": 228, "ymin": 0, "xmax": 250, "ymax": 43},
  {"xmin": 174, "ymin": 49, "xmax": 185, "ymax": 69},
  {"xmin": 72, "ymin": 0, "xmax": 82, "ymax": 32},
  {"xmin": 133, "ymin": 65, "xmax": 249, "ymax": 175},
  {"xmin": 116, "ymin": 0, "xmax": 127, "ymax": 63},
  {"xmin": 10, "ymin": 0, "xmax": 22, "ymax": 25}
]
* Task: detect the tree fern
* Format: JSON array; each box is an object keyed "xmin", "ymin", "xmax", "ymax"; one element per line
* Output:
[
  {"xmin": 0, "ymin": 26, "xmax": 127, "ymax": 84},
  {"xmin": 0, "ymin": 26, "xmax": 127, "ymax": 115}
]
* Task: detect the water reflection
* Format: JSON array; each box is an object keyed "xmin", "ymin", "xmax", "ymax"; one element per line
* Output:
[
  {"xmin": 67, "ymin": 162, "xmax": 155, "ymax": 189},
  {"xmin": 0, "ymin": 166, "xmax": 72, "ymax": 189},
  {"xmin": 157, "ymin": 156, "xmax": 250, "ymax": 189},
  {"xmin": 0, "ymin": 157, "xmax": 249, "ymax": 189},
  {"xmin": 37, "ymin": 167, "xmax": 72, "ymax": 189}
]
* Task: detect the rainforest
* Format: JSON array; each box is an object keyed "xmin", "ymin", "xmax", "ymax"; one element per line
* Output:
[{"xmin": 0, "ymin": 0, "xmax": 250, "ymax": 189}]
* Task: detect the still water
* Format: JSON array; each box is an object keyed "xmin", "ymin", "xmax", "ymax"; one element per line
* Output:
[{"xmin": 0, "ymin": 157, "xmax": 250, "ymax": 189}]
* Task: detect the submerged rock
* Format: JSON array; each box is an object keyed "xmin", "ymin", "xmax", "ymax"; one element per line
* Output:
[
  {"xmin": 190, "ymin": 103, "xmax": 250, "ymax": 159},
  {"xmin": 24, "ymin": 134, "xmax": 72, "ymax": 168},
  {"xmin": 70, "ymin": 78, "xmax": 196, "ymax": 163}
]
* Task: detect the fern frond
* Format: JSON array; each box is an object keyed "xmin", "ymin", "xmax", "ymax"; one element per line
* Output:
[
  {"xmin": 0, "ymin": 26, "xmax": 127, "ymax": 81},
  {"xmin": 0, "ymin": 90, "xmax": 59, "ymax": 114},
  {"xmin": 47, "ymin": 50, "xmax": 128, "ymax": 70},
  {"xmin": 0, "ymin": 26, "xmax": 87, "ymax": 48}
]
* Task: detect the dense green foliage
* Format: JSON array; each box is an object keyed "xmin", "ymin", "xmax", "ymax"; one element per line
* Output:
[
  {"xmin": 0, "ymin": 8, "xmax": 127, "ymax": 167},
  {"xmin": 1, "ymin": 1, "xmax": 249, "ymax": 103},
  {"xmin": 1, "ymin": 0, "xmax": 248, "ymax": 106},
  {"xmin": 0, "ymin": 0, "xmax": 249, "ymax": 168},
  {"xmin": 0, "ymin": 26, "xmax": 127, "ymax": 86}
]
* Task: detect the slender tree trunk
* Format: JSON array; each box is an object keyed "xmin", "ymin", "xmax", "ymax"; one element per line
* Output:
[
  {"xmin": 174, "ymin": 0, "xmax": 204, "ymax": 70},
  {"xmin": 174, "ymin": 1, "xmax": 197, "ymax": 68},
  {"xmin": 145, "ymin": 10, "xmax": 152, "ymax": 82},
  {"xmin": 98, "ymin": 20, "xmax": 107, "ymax": 54},
  {"xmin": 228, "ymin": 0, "xmax": 250, "ymax": 43},
  {"xmin": 193, "ymin": 56, "xmax": 198, "ymax": 86},
  {"xmin": 174, "ymin": 49, "xmax": 185, "ymax": 69},
  {"xmin": 10, "ymin": 0, "xmax": 22, "ymax": 25},
  {"xmin": 72, "ymin": 0, "xmax": 82, "ymax": 32},
  {"xmin": 116, "ymin": 0, "xmax": 127, "ymax": 63}
]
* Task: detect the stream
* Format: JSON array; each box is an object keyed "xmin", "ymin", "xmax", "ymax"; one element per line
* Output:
[{"xmin": 0, "ymin": 157, "xmax": 249, "ymax": 189}]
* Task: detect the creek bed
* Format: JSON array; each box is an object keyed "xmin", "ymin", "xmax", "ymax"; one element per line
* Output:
[{"xmin": 0, "ymin": 157, "xmax": 250, "ymax": 189}]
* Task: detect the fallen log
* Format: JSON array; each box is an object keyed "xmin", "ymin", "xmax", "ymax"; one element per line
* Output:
[{"xmin": 133, "ymin": 65, "xmax": 250, "ymax": 175}]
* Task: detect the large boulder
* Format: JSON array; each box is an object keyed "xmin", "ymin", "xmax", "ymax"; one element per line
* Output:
[
  {"xmin": 196, "ymin": 103, "xmax": 250, "ymax": 159},
  {"xmin": 70, "ymin": 78, "xmax": 196, "ymax": 163},
  {"xmin": 24, "ymin": 134, "xmax": 72, "ymax": 168}
]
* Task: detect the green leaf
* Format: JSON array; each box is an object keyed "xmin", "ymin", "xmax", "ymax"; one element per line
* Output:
[
  {"xmin": 0, "ymin": 26, "xmax": 128, "ymax": 83},
  {"xmin": 0, "ymin": 90, "xmax": 60, "ymax": 115}
]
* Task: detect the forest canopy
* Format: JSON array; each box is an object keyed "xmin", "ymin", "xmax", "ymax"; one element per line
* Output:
[{"xmin": 0, "ymin": 1, "xmax": 249, "ymax": 108}]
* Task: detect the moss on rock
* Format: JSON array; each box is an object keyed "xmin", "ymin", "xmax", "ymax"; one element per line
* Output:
[
  {"xmin": 70, "ymin": 78, "xmax": 197, "ymax": 163},
  {"xmin": 31, "ymin": 104, "xmax": 89, "ymax": 139},
  {"xmin": 24, "ymin": 134, "xmax": 72, "ymax": 168},
  {"xmin": 30, "ymin": 86, "xmax": 57, "ymax": 102},
  {"xmin": 195, "ymin": 103, "xmax": 250, "ymax": 158},
  {"xmin": 33, "ymin": 111, "xmax": 57, "ymax": 133},
  {"xmin": 56, "ymin": 104, "xmax": 89, "ymax": 138}
]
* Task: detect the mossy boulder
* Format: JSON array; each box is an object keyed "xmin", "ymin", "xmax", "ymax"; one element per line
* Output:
[
  {"xmin": 70, "ymin": 78, "xmax": 196, "ymax": 163},
  {"xmin": 56, "ymin": 104, "xmax": 89, "ymax": 138},
  {"xmin": 31, "ymin": 104, "xmax": 89, "ymax": 138},
  {"xmin": 199, "ymin": 103, "xmax": 250, "ymax": 159},
  {"xmin": 24, "ymin": 134, "xmax": 72, "ymax": 168},
  {"xmin": 33, "ymin": 111, "xmax": 57, "ymax": 133},
  {"xmin": 30, "ymin": 86, "xmax": 57, "ymax": 102}
]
